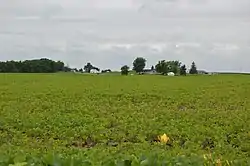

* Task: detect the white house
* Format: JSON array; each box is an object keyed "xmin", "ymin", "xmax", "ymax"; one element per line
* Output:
[
  {"xmin": 70, "ymin": 69, "xmax": 77, "ymax": 73},
  {"xmin": 197, "ymin": 70, "xmax": 208, "ymax": 74},
  {"xmin": 142, "ymin": 69, "xmax": 157, "ymax": 75},
  {"xmin": 90, "ymin": 69, "xmax": 101, "ymax": 74}
]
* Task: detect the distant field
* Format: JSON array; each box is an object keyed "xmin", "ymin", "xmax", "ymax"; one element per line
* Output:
[{"xmin": 0, "ymin": 73, "xmax": 249, "ymax": 164}]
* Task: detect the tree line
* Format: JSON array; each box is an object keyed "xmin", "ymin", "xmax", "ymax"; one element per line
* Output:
[
  {"xmin": 0, "ymin": 58, "xmax": 68, "ymax": 73},
  {"xmin": 0, "ymin": 58, "xmax": 109, "ymax": 73},
  {"xmin": 0, "ymin": 57, "xmax": 198, "ymax": 75},
  {"xmin": 121, "ymin": 57, "xmax": 198, "ymax": 76}
]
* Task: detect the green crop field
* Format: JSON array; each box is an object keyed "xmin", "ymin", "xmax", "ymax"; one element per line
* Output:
[{"xmin": 0, "ymin": 73, "xmax": 250, "ymax": 165}]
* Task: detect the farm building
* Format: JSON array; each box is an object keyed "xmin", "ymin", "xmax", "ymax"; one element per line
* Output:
[
  {"xmin": 90, "ymin": 69, "xmax": 101, "ymax": 74},
  {"xmin": 197, "ymin": 70, "xmax": 208, "ymax": 74},
  {"xmin": 101, "ymin": 69, "xmax": 111, "ymax": 73},
  {"xmin": 70, "ymin": 69, "xmax": 78, "ymax": 73},
  {"xmin": 142, "ymin": 69, "xmax": 157, "ymax": 75}
]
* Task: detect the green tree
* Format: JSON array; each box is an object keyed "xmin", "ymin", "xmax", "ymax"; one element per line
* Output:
[
  {"xmin": 155, "ymin": 60, "xmax": 181, "ymax": 75},
  {"xmin": 180, "ymin": 65, "xmax": 187, "ymax": 76},
  {"xmin": 54, "ymin": 61, "xmax": 65, "ymax": 72},
  {"xmin": 0, "ymin": 58, "xmax": 67, "ymax": 73},
  {"xmin": 121, "ymin": 65, "xmax": 129, "ymax": 75},
  {"xmin": 83, "ymin": 63, "xmax": 100, "ymax": 73},
  {"xmin": 189, "ymin": 62, "xmax": 198, "ymax": 74},
  {"xmin": 167, "ymin": 61, "xmax": 181, "ymax": 75},
  {"xmin": 133, "ymin": 57, "xmax": 146, "ymax": 73},
  {"xmin": 155, "ymin": 60, "xmax": 168, "ymax": 75},
  {"xmin": 84, "ymin": 63, "xmax": 93, "ymax": 73},
  {"xmin": 79, "ymin": 68, "xmax": 83, "ymax": 73}
]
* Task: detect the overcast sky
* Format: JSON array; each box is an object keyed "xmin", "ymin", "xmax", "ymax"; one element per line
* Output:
[{"xmin": 0, "ymin": 0, "xmax": 250, "ymax": 72}]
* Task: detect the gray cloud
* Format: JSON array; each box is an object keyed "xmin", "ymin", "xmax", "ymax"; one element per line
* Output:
[
  {"xmin": 0, "ymin": 0, "xmax": 250, "ymax": 72},
  {"xmin": 138, "ymin": 0, "xmax": 250, "ymax": 17}
]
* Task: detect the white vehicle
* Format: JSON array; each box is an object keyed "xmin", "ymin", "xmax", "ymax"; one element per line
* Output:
[{"xmin": 167, "ymin": 72, "xmax": 175, "ymax": 76}]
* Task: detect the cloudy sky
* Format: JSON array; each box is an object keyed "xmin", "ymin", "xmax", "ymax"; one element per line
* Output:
[{"xmin": 0, "ymin": 0, "xmax": 250, "ymax": 72}]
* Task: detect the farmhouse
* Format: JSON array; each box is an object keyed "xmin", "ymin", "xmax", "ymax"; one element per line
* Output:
[
  {"xmin": 142, "ymin": 69, "xmax": 157, "ymax": 75},
  {"xmin": 197, "ymin": 70, "xmax": 208, "ymax": 74},
  {"xmin": 70, "ymin": 69, "xmax": 78, "ymax": 73},
  {"xmin": 90, "ymin": 69, "xmax": 101, "ymax": 74},
  {"xmin": 101, "ymin": 69, "xmax": 111, "ymax": 73}
]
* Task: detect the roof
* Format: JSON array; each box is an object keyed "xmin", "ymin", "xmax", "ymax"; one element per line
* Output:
[
  {"xmin": 143, "ymin": 69, "xmax": 156, "ymax": 72},
  {"xmin": 197, "ymin": 70, "xmax": 208, "ymax": 73}
]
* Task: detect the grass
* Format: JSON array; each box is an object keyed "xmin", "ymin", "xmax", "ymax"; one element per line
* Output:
[{"xmin": 0, "ymin": 73, "xmax": 250, "ymax": 165}]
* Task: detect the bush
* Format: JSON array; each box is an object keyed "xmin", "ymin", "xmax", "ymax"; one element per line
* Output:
[{"xmin": 0, "ymin": 153, "xmax": 246, "ymax": 166}]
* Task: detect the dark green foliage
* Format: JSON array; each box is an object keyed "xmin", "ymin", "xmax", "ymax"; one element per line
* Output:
[
  {"xmin": 189, "ymin": 62, "xmax": 198, "ymax": 74},
  {"xmin": 151, "ymin": 65, "xmax": 155, "ymax": 71},
  {"xmin": 63, "ymin": 66, "xmax": 72, "ymax": 72},
  {"xmin": 84, "ymin": 62, "xmax": 93, "ymax": 73},
  {"xmin": 180, "ymin": 65, "xmax": 187, "ymax": 76},
  {"xmin": 84, "ymin": 62, "xmax": 100, "ymax": 73},
  {"xmin": 79, "ymin": 68, "xmax": 84, "ymax": 73},
  {"xmin": 121, "ymin": 65, "xmax": 130, "ymax": 75},
  {"xmin": 155, "ymin": 60, "xmax": 181, "ymax": 75},
  {"xmin": 133, "ymin": 57, "xmax": 146, "ymax": 73},
  {"xmin": 0, "ymin": 58, "xmax": 66, "ymax": 73},
  {"xmin": 0, "ymin": 153, "xmax": 246, "ymax": 166},
  {"xmin": 168, "ymin": 61, "xmax": 181, "ymax": 75},
  {"xmin": 102, "ymin": 69, "xmax": 112, "ymax": 73},
  {"xmin": 155, "ymin": 60, "xmax": 167, "ymax": 75}
]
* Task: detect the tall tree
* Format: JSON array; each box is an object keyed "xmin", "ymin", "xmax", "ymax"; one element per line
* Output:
[
  {"xmin": 133, "ymin": 57, "xmax": 146, "ymax": 73},
  {"xmin": 121, "ymin": 65, "xmax": 129, "ymax": 75},
  {"xmin": 84, "ymin": 63, "xmax": 93, "ymax": 73},
  {"xmin": 83, "ymin": 62, "xmax": 100, "ymax": 73},
  {"xmin": 180, "ymin": 65, "xmax": 187, "ymax": 76},
  {"xmin": 151, "ymin": 65, "xmax": 155, "ymax": 71},
  {"xmin": 189, "ymin": 62, "xmax": 198, "ymax": 74}
]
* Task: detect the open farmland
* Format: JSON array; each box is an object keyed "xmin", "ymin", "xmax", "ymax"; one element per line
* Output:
[{"xmin": 0, "ymin": 73, "xmax": 250, "ymax": 165}]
